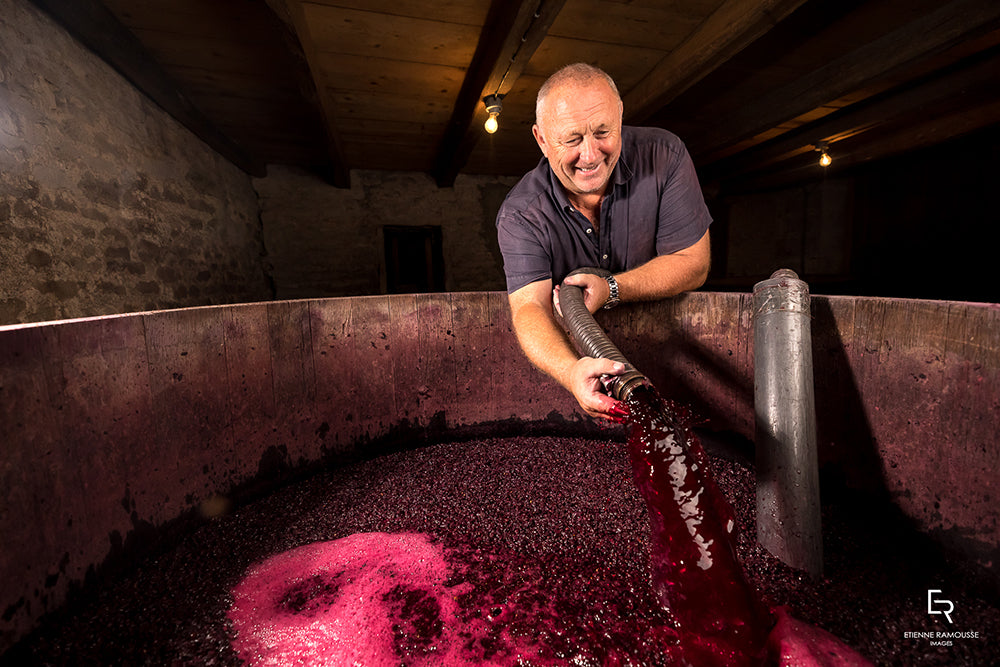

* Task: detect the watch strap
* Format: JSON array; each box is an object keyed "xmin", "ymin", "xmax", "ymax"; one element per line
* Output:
[{"xmin": 603, "ymin": 275, "xmax": 620, "ymax": 309}]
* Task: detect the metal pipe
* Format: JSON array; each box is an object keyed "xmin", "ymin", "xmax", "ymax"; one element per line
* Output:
[
  {"xmin": 752, "ymin": 269, "xmax": 823, "ymax": 576},
  {"xmin": 558, "ymin": 268, "xmax": 648, "ymax": 402}
]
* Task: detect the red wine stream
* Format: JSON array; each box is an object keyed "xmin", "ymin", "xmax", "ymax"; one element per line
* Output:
[{"xmin": 625, "ymin": 384, "xmax": 773, "ymax": 665}]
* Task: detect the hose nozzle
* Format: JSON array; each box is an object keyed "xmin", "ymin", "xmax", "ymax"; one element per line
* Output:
[{"xmin": 604, "ymin": 366, "xmax": 649, "ymax": 403}]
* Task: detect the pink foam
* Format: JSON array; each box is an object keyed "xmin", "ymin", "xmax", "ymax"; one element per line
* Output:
[
  {"xmin": 228, "ymin": 532, "xmax": 537, "ymax": 666},
  {"xmin": 767, "ymin": 606, "xmax": 874, "ymax": 666},
  {"xmin": 229, "ymin": 531, "xmax": 874, "ymax": 665}
]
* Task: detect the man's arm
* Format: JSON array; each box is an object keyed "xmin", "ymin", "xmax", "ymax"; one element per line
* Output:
[
  {"xmin": 508, "ymin": 279, "xmax": 627, "ymax": 421},
  {"xmin": 560, "ymin": 230, "xmax": 711, "ymax": 312},
  {"xmin": 618, "ymin": 229, "xmax": 711, "ymax": 301}
]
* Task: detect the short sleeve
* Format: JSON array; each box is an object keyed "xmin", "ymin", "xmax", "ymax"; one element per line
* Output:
[
  {"xmin": 655, "ymin": 139, "xmax": 712, "ymax": 255},
  {"xmin": 496, "ymin": 210, "xmax": 554, "ymax": 294}
]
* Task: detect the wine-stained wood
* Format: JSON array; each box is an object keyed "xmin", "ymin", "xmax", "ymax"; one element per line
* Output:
[
  {"xmin": 3, "ymin": 294, "xmax": 998, "ymax": 656},
  {"xmin": 28, "ymin": 0, "xmax": 266, "ymax": 177}
]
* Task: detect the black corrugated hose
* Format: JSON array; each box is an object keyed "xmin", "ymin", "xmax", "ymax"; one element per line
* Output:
[{"xmin": 559, "ymin": 267, "xmax": 649, "ymax": 403}]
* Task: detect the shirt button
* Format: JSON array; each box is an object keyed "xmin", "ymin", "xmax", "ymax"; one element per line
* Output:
[
  {"xmin": 602, "ymin": 254, "xmax": 608, "ymax": 260},
  {"xmin": 586, "ymin": 228, "xmax": 592, "ymax": 234}
]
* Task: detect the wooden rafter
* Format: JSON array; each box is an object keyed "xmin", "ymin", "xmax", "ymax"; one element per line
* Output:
[
  {"xmin": 702, "ymin": 45, "xmax": 1000, "ymax": 182},
  {"xmin": 693, "ymin": 0, "xmax": 1000, "ymax": 161},
  {"xmin": 623, "ymin": 0, "xmax": 810, "ymax": 125},
  {"xmin": 721, "ymin": 98, "xmax": 1000, "ymax": 195},
  {"xmin": 431, "ymin": 0, "xmax": 568, "ymax": 187},
  {"xmin": 28, "ymin": 0, "xmax": 266, "ymax": 177},
  {"xmin": 282, "ymin": 0, "xmax": 352, "ymax": 188}
]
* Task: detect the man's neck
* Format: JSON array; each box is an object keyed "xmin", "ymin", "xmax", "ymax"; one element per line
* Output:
[{"xmin": 568, "ymin": 191, "xmax": 604, "ymax": 227}]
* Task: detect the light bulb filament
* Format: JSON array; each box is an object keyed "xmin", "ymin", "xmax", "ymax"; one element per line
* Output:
[
  {"xmin": 815, "ymin": 141, "xmax": 832, "ymax": 167},
  {"xmin": 483, "ymin": 94, "xmax": 504, "ymax": 134}
]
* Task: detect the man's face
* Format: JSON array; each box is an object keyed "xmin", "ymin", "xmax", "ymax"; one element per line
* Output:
[{"xmin": 533, "ymin": 80, "xmax": 623, "ymax": 200}]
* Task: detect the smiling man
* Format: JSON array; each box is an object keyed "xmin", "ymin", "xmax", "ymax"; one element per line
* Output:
[{"xmin": 496, "ymin": 63, "xmax": 712, "ymax": 421}]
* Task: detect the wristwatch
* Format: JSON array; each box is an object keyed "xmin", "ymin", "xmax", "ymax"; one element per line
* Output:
[{"xmin": 603, "ymin": 274, "xmax": 620, "ymax": 309}]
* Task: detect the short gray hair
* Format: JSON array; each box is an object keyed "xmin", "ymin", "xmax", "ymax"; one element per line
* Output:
[{"xmin": 535, "ymin": 63, "xmax": 621, "ymax": 124}]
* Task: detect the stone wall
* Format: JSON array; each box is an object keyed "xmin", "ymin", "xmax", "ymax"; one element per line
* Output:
[
  {"xmin": 0, "ymin": 0, "xmax": 271, "ymax": 326},
  {"xmin": 255, "ymin": 166, "xmax": 519, "ymax": 299}
]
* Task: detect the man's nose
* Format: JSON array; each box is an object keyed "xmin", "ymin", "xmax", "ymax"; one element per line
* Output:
[{"xmin": 579, "ymin": 134, "xmax": 600, "ymax": 162}]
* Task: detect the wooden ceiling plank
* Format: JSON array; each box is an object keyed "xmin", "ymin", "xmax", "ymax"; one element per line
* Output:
[
  {"xmin": 703, "ymin": 46, "xmax": 1000, "ymax": 181},
  {"xmin": 313, "ymin": 54, "xmax": 467, "ymax": 99},
  {"xmin": 431, "ymin": 0, "xmax": 570, "ymax": 187},
  {"xmin": 693, "ymin": 0, "xmax": 1000, "ymax": 158},
  {"xmin": 301, "ymin": 4, "xmax": 480, "ymax": 67},
  {"xmin": 284, "ymin": 0, "xmax": 352, "ymax": 187},
  {"xmin": 327, "ymin": 89, "xmax": 456, "ymax": 125},
  {"xmin": 101, "ymin": 0, "xmax": 329, "ymax": 173},
  {"xmin": 28, "ymin": 0, "xmax": 266, "ymax": 177},
  {"xmin": 300, "ymin": 0, "xmax": 490, "ymax": 26},
  {"xmin": 545, "ymin": 0, "xmax": 704, "ymax": 51},
  {"xmin": 173, "ymin": 69, "xmax": 305, "ymax": 101},
  {"xmin": 125, "ymin": 29, "xmax": 298, "ymax": 78},
  {"xmin": 522, "ymin": 35, "xmax": 667, "ymax": 92},
  {"xmin": 623, "ymin": 0, "xmax": 811, "ymax": 124},
  {"xmin": 725, "ymin": 99, "xmax": 1000, "ymax": 194},
  {"xmin": 839, "ymin": 99, "xmax": 1000, "ymax": 167}
]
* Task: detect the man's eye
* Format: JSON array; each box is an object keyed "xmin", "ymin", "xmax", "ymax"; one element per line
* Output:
[
  {"xmin": 595, "ymin": 131, "xmax": 609, "ymax": 139},
  {"xmin": 564, "ymin": 138, "xmax": 582, "ymax": 147}
]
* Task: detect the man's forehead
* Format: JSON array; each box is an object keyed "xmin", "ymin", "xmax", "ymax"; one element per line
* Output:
[
  {"xmin": 540, "ymin": 83, "xmax": 621, "ymax": 132},
  {"xmin": 544, "ymin": 80, "xmax": 615, "ymax": 108}
]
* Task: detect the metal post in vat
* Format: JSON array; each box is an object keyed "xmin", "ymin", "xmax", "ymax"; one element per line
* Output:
[{"xmin": 752, "ymin": 269, "xmax": 823, "ymax": 576}]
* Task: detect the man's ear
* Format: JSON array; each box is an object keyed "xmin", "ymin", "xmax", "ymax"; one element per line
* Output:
[{"xmin": 532, "ymin": 124, "xmax": 548, "ymax": 157}]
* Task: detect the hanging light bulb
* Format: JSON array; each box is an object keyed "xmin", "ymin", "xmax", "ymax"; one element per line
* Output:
[
  {"xmin": 484, "ymin": 94, "xmax": 503, "ymax": 134},
  {"xmin": 815, "ymin": 142, "xmax": 832, "ymax": 167}
]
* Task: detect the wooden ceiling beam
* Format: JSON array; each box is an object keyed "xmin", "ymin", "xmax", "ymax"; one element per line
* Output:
[
  {"xmin": 282, "ymin": 0, "xmax": 352, "ymax": 188},
  {"xmin": 835, "ymin": 100, "xmax": 1000, "ymax": 169},
  {"xmin": 431, "ymin": 0, "xmax": 568, "ymax": 188},
  {"xmin": 28, "ymin": 0, "xmax": 266, "ymax": 177},
  {"xmin": 692, "ymin": 0, "xmax": 1000, "ymax": 160},
  {"xmin": 722, "ymin": 100, "xmax": 1000, "ymax": 195},
  {"xmin": 623, "ymin": 0, "xmax": 810, "ymax": 125},
  {"xmin": 702, "ymin": 45, "xmax": 1000, "ymax": 182}
]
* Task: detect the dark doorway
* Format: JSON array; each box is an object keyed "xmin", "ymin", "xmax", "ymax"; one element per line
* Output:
[{"xmin": 383, "ymin": 225, "xmax": 445, "ymax": 293}]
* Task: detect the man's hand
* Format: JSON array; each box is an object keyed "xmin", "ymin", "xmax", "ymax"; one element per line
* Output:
[
  {"xmin": 553, "ymin": 272, "xmax": 610, "ymax": 316},
  {"xmin": 567, "ymin": 357, "xmax": 630, "ymax": 422},
  {"xmin": 508, "ymin": 280, "xmax": 629, "ymax": 423}
]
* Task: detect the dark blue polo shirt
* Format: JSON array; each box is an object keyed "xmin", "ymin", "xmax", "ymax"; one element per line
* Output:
[{"xmin": 496, "ymin": 126, "xmax": 712, "ymax": 293}]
